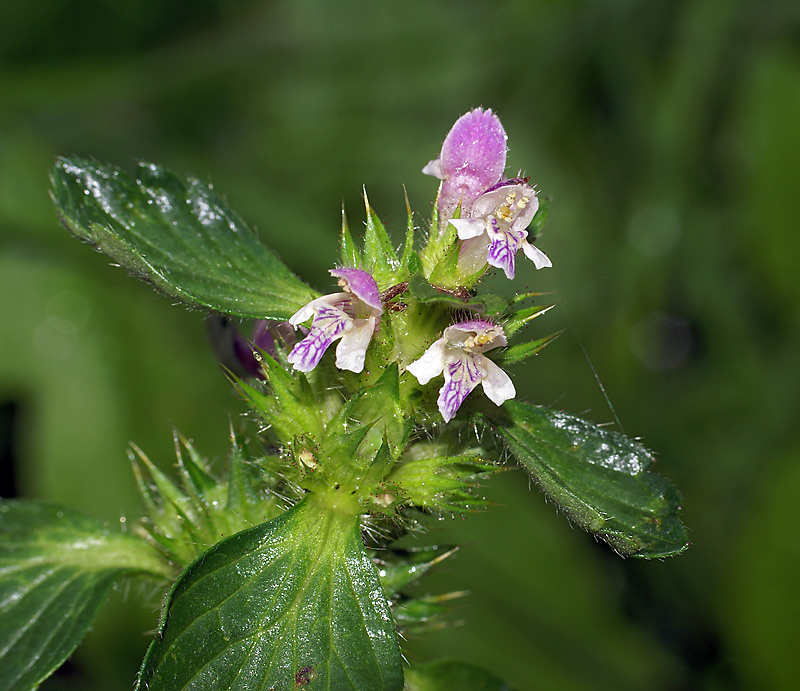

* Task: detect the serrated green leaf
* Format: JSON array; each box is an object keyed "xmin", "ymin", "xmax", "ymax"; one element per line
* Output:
[
  {"xmin": 51, "ymin": 157, "xmax": 318, "ymax": 319},
  {"xmin": 408, "ymin": 274, "xmax": 508, "ymax": 316},
  {"xmin": 405, "ymin": 658, "xmax": 515, "ymax": 691},
  {"xmin": 483, "ymin": 401, "xmax": 689, "ymax": 558},
  {"xmin": 136, "ymin": 497, "xmax": 403, "ymax": 691},
  {"xmin": 0, "ymin": 500, "xmax": 172, "ymax": 691},
  {"xmin": 495, "ymin": 330, "xmax": 564, "ymax": 366}
]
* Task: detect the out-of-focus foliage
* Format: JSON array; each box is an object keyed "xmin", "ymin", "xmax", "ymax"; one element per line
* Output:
[{"xmin": 1, "ymin": 1, "xmax": 798, "ymax": 689}]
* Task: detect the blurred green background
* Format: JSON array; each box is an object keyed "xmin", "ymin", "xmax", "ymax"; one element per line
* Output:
[{"xmin": 2, "ymin": 0, "xmax": 799, "ymax": 689}]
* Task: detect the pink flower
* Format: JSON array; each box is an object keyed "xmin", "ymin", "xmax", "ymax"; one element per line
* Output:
[
  {"xmin": 406, "ymin": 320, "xmax": 514, "ymax": 422},
  {"xmin": 424, "ymin": 108, "xmax": 507, "ymax": 223},
  {"xmin": 451, "ymin": 179, "xmax": 552, "ymax": 279},
  {"xmin": 287, "ymin": 269, "xmax": 382, "ymax": 373}
]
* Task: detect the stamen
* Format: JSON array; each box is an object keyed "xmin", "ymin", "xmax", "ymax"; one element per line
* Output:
[{"xmin": 496, "ymin": 205, "xmax": 513, "ymax": 222}]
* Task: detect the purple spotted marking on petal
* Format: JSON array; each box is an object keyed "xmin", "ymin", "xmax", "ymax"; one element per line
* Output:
[
  {"xmin": 473, "ymin": 182, "xmax": 539, "ymax": 232},
  {"xmin": 330, "ymin": 268, "xmax": 382, "ymax": 311},
  {"xmin": 287, "ymin": 303, "xmax": 349, "ymax": 372},
  {"xmin": 486, "ymin": 219, "xmax": 525, "ymax": 279},
  {"xmin": 437, "ymin": 353, "xmax": 486, "ymax": 422}
]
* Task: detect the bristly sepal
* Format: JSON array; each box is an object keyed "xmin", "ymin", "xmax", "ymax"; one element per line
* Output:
[
  {"xmin": 362, "ymin": 188, "xmax": 401, "ymax": 286},
  {"xmin": 339, "ymin": 204, "xmax": 362, "ymax": 268},
  {"xmin": 496, "ymin": 330, "xmax": 565, "ymax": 366},
  {"xmin": 131, "ymin": 434, "xmax": 285, "ymax": 567},
  {"xmin": 376, "ymin": 545, "xmax": 460, "ymax": 597},
  {"xmin": 230, "ymin": 353, "xmax": 322, "ymax": 442},
  {"xmin": 382, "ymin": 443, "xmax": 505, "ymax": 514},
  {"xmin": 393, "ymin": 591, "xmax": 469, "ymax": 635}
]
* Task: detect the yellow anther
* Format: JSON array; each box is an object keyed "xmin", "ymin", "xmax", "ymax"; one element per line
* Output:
[
  {"xmin": 505, "ymin": 193, "xmax": 517, "ymax": 204},
  {"xmin": 517, "ymin": 196, "xmax": 529, "ymax": 209},
  {"xmin": 476, "ymin": 332, "xmax": 492, "ymax": 345},
  {"xmin": 496, "ymin": 205, "xmax": 513, "ymax": 222}
]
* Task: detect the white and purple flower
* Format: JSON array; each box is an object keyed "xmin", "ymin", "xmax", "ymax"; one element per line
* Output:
[
  {"xmin": 450, "ymin": 178, "xmax": 552, "ymax": 280},
  {"xmin": 406, "ymin": 320, "xmax": 515, "ymax": 422},
  {"xmin": 423, "ymin": 108, "xmax": 507, "ymax": 224},
  {"xmin": 287, "ymin": 268, "xmax": 383, "ymax": 373}
]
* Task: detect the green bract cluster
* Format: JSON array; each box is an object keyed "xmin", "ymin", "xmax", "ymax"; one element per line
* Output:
[{"xmin": 0, "ymin": 110, "xmax": 688, "ymax": 691}]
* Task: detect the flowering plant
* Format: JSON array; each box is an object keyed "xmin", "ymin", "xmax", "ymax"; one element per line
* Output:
[{"xmin": 0, "ymin": 109, "xmax": 687, "ymax": 690}]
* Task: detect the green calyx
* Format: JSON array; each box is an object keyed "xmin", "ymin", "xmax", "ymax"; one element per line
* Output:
[{"xmin": 131, "ymin": 432, "xmax": 286, "ymax": 568}]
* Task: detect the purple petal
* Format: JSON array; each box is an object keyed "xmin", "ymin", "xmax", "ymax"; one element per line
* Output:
[
  {"xmin": 233, "ymin": 329, "xmax": 269, "ymax": 377},
  {"xmin": 481, "ymin": 176, "xmax": 531, "ymax": 196},
  {"xmin": 250, "ymin": 320, "xmax": 277, "ymax": 355},
  {"xmin": 287, "ymin": 303, "xmax": 349, "ymax": 372},
  {"xmin": 446, "ymin": 319, "xmax": 497, "ymax": 336},
  {"xmin": 433, "ymin": 108, "xmax": 507, "ymax": 220},
  {"xmin": 486, "ymin": 219, "xmax": 525, "ymax": 279},
  {"xmin": 235, "ymin": 321, "xmax": 299, "ymax": 378},
  {"xmin": 330, "ymin": 268, "xmax": 382, "ymax": 311},
  {"xmin": 439, "ymin": 109, "xmax": 507, "ymax": 188},
  {"xmin": 437, "ymin": 353, "xmax": 485, "ymax": 422}
]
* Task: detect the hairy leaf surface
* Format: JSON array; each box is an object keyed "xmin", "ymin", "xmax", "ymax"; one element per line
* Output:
[
  {"xmin": 0, "ymin": 501, "xmax": 172, "ymax": 691},
  {"xmin": 136, "ymin": 497, "xmax": 403, "ymax": 690},
  {"xmin": 485, "ymin": 402, "xmax": 689, "ymax": 557},
  {"xmin": 52, "ymin": 157, "xmax": 317, "ymax": 319}
]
